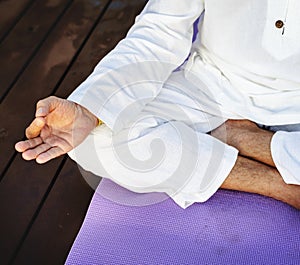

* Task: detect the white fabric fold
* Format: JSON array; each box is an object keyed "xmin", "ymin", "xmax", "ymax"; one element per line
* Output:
[
  {"xmin": 67, "ymin": 0, "xmax": 300, "ymax": 208},
  {"xmin": 271, "ymin": 131, "xmax": 300, "ymax": 185}
]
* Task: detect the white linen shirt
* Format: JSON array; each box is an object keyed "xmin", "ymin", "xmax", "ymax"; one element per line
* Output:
[{"xmin": 68, "ymin": 0, "xmax": 300, "ymax": 129}]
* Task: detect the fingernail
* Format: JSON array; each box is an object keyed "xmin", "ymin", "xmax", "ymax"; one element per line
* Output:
[
  {"xmin": 15, "ymin": 142, "xmax": 21, "ymax": 151},
  {"xmin": 36, "ymin": 108, "xmax": 45, "ymax": 116}
]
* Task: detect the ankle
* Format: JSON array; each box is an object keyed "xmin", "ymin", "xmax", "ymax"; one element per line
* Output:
[{"xmin": 273, "ymin": 183, "xmax": 300, "ymax": 210}]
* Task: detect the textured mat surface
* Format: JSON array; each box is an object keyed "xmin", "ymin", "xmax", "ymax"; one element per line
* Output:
[{"xmin": 66, "ymin": 179, "xmax": 300, "ymax": 265}]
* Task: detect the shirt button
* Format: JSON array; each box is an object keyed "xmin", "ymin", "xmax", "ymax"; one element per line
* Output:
[{"xmin": 275, "ymin": 20, "xmax": 284, "ymax": 29}]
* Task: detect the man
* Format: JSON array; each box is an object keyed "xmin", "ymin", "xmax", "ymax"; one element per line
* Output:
[{"xmin": 15, "ymin": 0, "xmax": 300, "ymax": 209}]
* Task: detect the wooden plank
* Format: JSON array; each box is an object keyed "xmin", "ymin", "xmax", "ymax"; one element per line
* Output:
[
  {"xmin": 0, "ymin": 0, "xmax": 34, "ymax": 43},
  {"xmin": 12, "ymin": 1, "xmax": 147, "ymax": 263},
  {"xmin": 0, "ymin": 0, "xmax": 110, "ymax": 176},
  {"xmin": 0, "ymin": 1, "xmax": 110, "ymax": 264},
  {"xmin": 12, "ymin": 159, "xmax": 94, "ymax": 265},
  {"xmin": 0, "ymin": 156, "xmax": 65, "ymax": 265},
  {"xmin": 0, "ymin": 0, "xmax": 72, "ymax": 102}
]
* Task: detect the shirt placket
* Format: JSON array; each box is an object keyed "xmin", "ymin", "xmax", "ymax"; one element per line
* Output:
[{"xmin": 262, "ymin": 0, "xmax": 300, "ymax": 60}]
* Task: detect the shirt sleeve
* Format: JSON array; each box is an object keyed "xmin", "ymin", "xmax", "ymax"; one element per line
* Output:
[{"xmin": 67, "ymin": 0, "xmax": 204, "ymax": 132}]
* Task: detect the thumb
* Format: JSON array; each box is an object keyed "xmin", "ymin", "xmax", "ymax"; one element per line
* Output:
[
  {"xmin": 25, "ymin": 117, "xmax": 46, "ymax": 139},
  {"xmin": 35, "ymin": 96, "xmax": 60, "ymax": 117}
]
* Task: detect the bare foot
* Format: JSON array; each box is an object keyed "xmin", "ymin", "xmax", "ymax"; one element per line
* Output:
[
  {"xmin": 267, "ymin": 177, "xmax": 300, "ymax": 210},
  {"xmin": 283, "ymin": 184, "xmax": 300, "ymax": 210}
]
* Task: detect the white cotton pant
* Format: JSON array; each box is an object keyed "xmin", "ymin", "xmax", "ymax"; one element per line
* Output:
[
  {"xmin": 68, "ymin": 70, "xmax": 300, "ymax": 209},
  {"xmin": 269, "ymin": 125, "xmax": 300, "ymax": 186}
]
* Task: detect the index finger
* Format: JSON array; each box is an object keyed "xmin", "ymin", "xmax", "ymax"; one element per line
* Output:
[{"xmin": 35, "ymin": 96, "xmax": 59, "ymax": 117}]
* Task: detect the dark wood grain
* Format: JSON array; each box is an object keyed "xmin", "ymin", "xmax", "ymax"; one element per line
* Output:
[
  {"xmin": 0, "ymin": 0, "xmax": 147, "ymax": 264},
  {"xmin": 0, "ymin": 0, "xmax": 72, "ymax": 102},
  {"xmin": 12, "ymin": 1, "xmax": 147, "ymax": 264},
  {"xmin": 0, "ymin": 0, "xmax": 33, "ymax": 42},
  {"xmin": 0, "ymin": 0, "xmax": 109, "ymax": 176},
  {"xmin": 12, "ymin": 159, "xmax": 94, "ymax": 265},
  {"xmin": 0, "ymin": 156, "xmax": 65, "ymax": 265},
  {"xmin": 0, "ymin": 0, "xmax": 109, "ymax": 263}
]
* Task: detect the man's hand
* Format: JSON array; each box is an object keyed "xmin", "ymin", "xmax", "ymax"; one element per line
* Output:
[{"xmin": 15, "ymin": 96, "xmax": 98, "ymax": 164}]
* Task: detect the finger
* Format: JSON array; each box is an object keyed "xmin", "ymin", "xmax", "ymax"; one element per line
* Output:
[
  {"xmin": 36, "ymin": 96, "xmax": 60, "ymax": 117},
  {"xmin": 36, "ymin": 146, "xmax": 66, "ymax": 164},
  {"xmin": 22, "ymin": 143, "xmax": 52, "ymax": 161},
  {"xmin": 25, "ymin": 117, "xmax": 46, "ymax": 139},
  {"xmin": 15, "ymin": 137, "xmax": 43, "ymax": 152}
]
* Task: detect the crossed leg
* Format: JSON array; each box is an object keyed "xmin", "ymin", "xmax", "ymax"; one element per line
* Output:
[{"xmin": 212, "ymin": 120, "xmax": 300, "ymax": 209}]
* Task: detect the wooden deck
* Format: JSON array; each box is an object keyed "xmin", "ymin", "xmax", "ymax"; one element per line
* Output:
[{"xmin": 0, "ymin": 1, "xmax": 147, "ymax": 264}]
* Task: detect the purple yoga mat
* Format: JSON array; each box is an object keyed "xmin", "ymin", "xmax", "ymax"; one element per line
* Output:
[{"xmin": 66, "ymin": 179, "xmax": 300, "ymax": 265}]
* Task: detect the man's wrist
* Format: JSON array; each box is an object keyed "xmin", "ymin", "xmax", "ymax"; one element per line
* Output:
[{"xmin": 75, "ymin": 103, "xmax": 99, "ymax": 128}]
